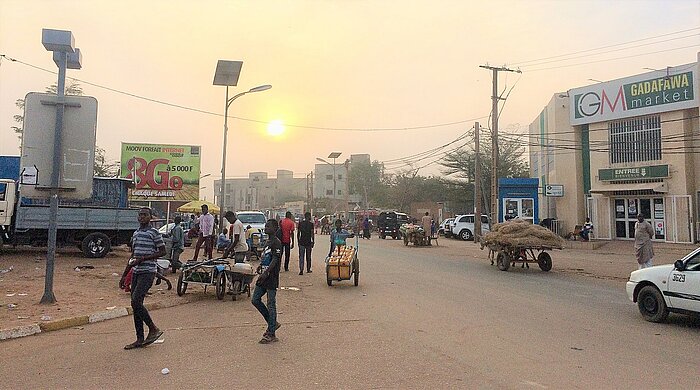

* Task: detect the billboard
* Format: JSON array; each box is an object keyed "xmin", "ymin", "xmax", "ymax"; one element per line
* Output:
[
  {"xmin": 569, "ymin": 63, "xmax": 697, "ymax": 125},
  {"xmin": 120, "ymin": 143, "xmax": 201, "ymax": 201}
]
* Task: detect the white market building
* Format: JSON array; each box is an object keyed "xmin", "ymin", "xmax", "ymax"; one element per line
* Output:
[{"xmin": 529, "ymin": 53, "xmax": 699, "ymax": 243}]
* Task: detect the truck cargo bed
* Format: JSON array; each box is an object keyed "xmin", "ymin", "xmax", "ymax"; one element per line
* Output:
[{"xmin": 15, "ymin": 205, "xmax": 139, "ymax": 231}]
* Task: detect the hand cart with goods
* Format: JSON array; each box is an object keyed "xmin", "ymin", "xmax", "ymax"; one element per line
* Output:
[
  {"xmin": 177, "ymin": 258, "xmax": 255, "ymax": 300},
  {"xmin": 399, "ymin": 224, "xmax": 430, "ymax": 246},
  {"xmin": 326, "ymin": 236, "xmax": 359, "ymax": 286},
  {"xmin": 479, "ymin": 219, "xmax": 564, "ymax": 272}
]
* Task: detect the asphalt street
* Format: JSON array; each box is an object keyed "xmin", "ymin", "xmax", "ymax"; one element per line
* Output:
[{"xmin": 1, "ymin": 238, "xmax": 698, "ymax": 389}]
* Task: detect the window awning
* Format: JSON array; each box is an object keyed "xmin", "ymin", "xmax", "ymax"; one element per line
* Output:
[{"xmin": 590, "ymin": 182, "xmax": 667, "ymax": 194}]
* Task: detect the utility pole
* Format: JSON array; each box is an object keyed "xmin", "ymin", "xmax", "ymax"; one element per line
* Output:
[
  {"xmin": 310, "ymin": 171, "xmax": 314, "ymax": 215},
  {"xmin": 479, "ymin": 64, "xmax": 521, "ymax": 224},
  {"xmin": 344, "ymin": 160, "xmax": 350, "ymax": 222},
  {"xmin": 474, "ymin": 122, "xmax": 482, "ymax": 239}
]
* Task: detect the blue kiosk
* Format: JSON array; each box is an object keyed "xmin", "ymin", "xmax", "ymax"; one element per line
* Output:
[{"xmin": 498, "ymin": 178, "xmax": 539, "ymax": 224}]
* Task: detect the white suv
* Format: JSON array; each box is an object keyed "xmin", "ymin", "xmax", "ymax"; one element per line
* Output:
[
  {"xmin": 235, "ymin": 211, "xmax": 267, "ymax": 232},
  {"xmin": 626, "ymin": 246, "xmax": 700, "ymax": 322},
  {"xmin": 451, "ymin": 214, "xmax": 490, "ymax": 241}
]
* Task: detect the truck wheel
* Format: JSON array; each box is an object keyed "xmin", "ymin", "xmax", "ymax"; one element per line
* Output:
[
  {"xmin": 637, "ymin": 285, "xmax": 669, "ymax": 323},
  {"xmin": 81, "ymin": 233, "xmax": 111, "ymax": 258},
  {"xmin": 460, "ymin": 229, "xmax": 473, "ymax": 241}
]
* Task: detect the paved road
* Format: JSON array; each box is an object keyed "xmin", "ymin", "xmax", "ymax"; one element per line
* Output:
[{"xmin": 1, "ymin": 238, "xmax": 698, "ymax": 389}]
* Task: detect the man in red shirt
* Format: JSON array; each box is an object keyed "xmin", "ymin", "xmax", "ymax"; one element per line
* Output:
[{"xmin": 279, "ymin": 211, "xmax": 296, "ymax": 271}]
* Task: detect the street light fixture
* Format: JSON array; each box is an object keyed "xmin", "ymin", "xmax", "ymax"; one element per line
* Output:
[
  {"xmin": 213, "ymin": 59, "xmax": 270, "ymax": 233},
  {"xmin": 317, "ymin": 152, "xmax": 342, "ymax": 213}
]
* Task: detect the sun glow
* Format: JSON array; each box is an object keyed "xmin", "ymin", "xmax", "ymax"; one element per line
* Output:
[{"xmin": 267, "ymin": 120, "xmax": 285, "ymax": 137}]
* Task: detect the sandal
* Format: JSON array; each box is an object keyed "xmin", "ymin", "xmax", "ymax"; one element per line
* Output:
[
  {"xmin": 142, "ymin": 330, "xmax": 163, "ymax": 346},
  {"xmin": 124, "ymin": 341, "xmax": 144, "ymax": 350}
]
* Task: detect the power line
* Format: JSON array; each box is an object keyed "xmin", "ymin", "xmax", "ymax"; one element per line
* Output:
[
  {"xmin": 509, "ymin": 27, "xmax": 700, "ymax": 66},
  {"xmin": 525, "ymin": 44, "xmax": 700, "ymax": 72},
  {"xmin": 518, "ymin": 33, "xmax": 700, "ymax": 68},
  {"xmin": 0, "ymin": 54, "xmax": 488, "ymax": 133}
]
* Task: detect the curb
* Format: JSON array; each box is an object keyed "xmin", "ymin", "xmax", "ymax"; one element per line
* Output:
[{"xmin": 1, "ymin": 296, "xmax": 205, "ymax": 342}]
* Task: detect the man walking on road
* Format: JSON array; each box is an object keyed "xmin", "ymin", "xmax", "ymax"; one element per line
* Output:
[
  {"xmin": 280, "ymin": 211, "xmax": 295, "ymax": 271},
  {"xmin": 297, "ymin": 212, "xmax": 314, "ymax": 275},
  {"xmin": 191, "ymin": 204, "xmax": 215, "ymax": 261},
  {"xmin": 121, "ymin": 207, "xmax": 165, "ymax": 350},
  {"xmin": 634, "ymin": 214, "xmax": 655, "ymax": 269},
  {"xmin": 252, "ymin": 219, "xmax": 283, "ymax": 344}
]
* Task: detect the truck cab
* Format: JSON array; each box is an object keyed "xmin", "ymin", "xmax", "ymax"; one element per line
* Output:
[{"xmin": 0, "ymin": 177, "xmax": 139, "ymax": 258}]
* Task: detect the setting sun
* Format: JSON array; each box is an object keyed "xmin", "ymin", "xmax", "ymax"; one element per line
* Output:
[{"xmin": 267, "ymin": 120, "xmax": 285, "ymax": 137}]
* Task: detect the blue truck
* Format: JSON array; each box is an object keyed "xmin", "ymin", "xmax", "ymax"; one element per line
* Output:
[{"xmin": 0, "ymin": 156, "xmax": 139, "ymax": 257}]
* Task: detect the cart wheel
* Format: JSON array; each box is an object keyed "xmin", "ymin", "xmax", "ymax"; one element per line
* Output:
[
  {"xmin": 403, "ymin": 236, "xmax": 409, "ymax": 246},
  {"xmin": 327, "ymin": 279, "xmax": 332, "ymax": 286},
  {"xmin": 537, "ymin": 252, "xmax": 553, "ymax": 272},
  {"xmin": 353, "ymin": 269, "xmax": 359, "ymax": 286},
  {"xmin": 232, "ymin": 280, "xmax": 241, "ymax": 301},
  {"xmin": 215, "ymin": 272, "xmax": 226, "ymax": 300},
  {"xmin": 177, "ymin": 272, "xmax": 188, "ymax": 296},
  {"xmin": 246, "ymin": 284, "xmax": 251, "ymax": 297},
  {"xmin": 497, "ymin": 252, "xmax": 510, "ymax": 271}
]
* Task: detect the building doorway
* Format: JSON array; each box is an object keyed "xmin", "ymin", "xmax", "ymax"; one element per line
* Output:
[{"xmin": 613, "ymin": 197, "xmax": 665, "ymax": 240}]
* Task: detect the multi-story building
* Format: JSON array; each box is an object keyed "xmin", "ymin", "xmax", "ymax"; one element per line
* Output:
[
  {"xmin": 529, "ymin": 53, "xmax": 699, "ymax": 243},
  {"xmin": 313, "ymin": 154, "xmax": 369, "ymax": 204},
  {"xmin": 214, "ymin": 170, "xmax": 306, "ymax": 211}
]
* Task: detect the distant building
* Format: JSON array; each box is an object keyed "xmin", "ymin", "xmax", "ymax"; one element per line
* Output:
[
  {"xmin": 214, "ymin": 169, "xmax": 305, "ymax": 211},
  {"xmin": 313, "ymin": 154, "xmax": 369, "ymax": 203}
]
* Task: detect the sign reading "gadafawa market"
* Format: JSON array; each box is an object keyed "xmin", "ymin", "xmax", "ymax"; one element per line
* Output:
[
  {"xmin": 570, "ymin": 64, "xmax": 697, "ymax": 125},
  {"xmin": 599, "ymin": 165, "xmax": 669, "ymax": 181}
]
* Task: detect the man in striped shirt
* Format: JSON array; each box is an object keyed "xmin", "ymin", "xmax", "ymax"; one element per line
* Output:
[{"xmin": 122, "ymin": 207, "xmax": 166, "ymax": 350}]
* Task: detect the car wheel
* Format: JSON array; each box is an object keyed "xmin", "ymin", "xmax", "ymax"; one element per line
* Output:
[
  {"xmin": 81, "ymin": 233, "xmax": 111, "ymax": 258},
  {"xmin": 459, "ymin": 229, "xmax": 473, "ymax": 241},
  {"xmin": 637, "ymin": 285, "xmax": 669, "ymax": 323}
]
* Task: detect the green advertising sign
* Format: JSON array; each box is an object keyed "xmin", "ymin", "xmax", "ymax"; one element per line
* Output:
[
  {"xmin": 570, "ymin": 66, "xmax": 697, "ymax": 125},
  {"xmin": 120, "ymin": 143, "xmax": 201, "ymax": 201},
  {"xmin": 598, "ymin": 165, "xmax": 668, "ymax": 181}
]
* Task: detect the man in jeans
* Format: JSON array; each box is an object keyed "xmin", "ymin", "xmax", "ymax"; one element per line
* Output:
[
  {"xmin": 191, "ymin": 204, "xmax": 215, "ymax": 261},
  {"xmin": 297, "ymin": 212, "xmax": 314, "ymax": 275},
  {"xmin": 121, "ymin": 207, "xmax": 165, "ymax": 350},
  {"xmin": 252, "ymin": 219, "xmax": 283, "ymax": 344},
  {"xmin": 279, "ymin": 211, "xmax": 295, "ymax": 271}
]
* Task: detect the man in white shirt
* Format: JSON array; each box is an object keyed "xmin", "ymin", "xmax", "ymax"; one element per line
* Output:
[
  {"xmin": 223, "ymin": 211, "xmax": 249, "ymax": 263},
  {"xmin": 191, "ymin": 204, "xmax": 215, "ymax": 261}
]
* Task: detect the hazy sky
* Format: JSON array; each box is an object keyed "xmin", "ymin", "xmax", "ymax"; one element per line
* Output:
[{"xmin": 1, "ymin": 0, "xmax": 699, "ymax": 199}]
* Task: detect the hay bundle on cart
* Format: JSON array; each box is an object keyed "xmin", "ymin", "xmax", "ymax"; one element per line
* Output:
[{"xmin": 480, "ymin": 219, "xmax": 565, "ymax": 272}]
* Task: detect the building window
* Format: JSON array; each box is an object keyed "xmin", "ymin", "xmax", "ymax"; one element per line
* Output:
[
  {"xmin": 337, "ymin": 189, "xmax": 342, "ymax": 195},
  {"xmin": 326, "ymin": 175, "xmax": 333, "ymax": 180},
  {"xmin": 609, "ymin": 115, "xmax": 661, "ymax": 164},
  {"xmin": 337, "ymin": 174, "xmax": 343, "ymax": 180},
  {"xmin": 326, "ymin": 189, "xmax": 333, "ymax": 195}
]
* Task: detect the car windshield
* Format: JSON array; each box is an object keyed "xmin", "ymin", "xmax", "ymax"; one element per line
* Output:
[{"xmin": 238, "ymin": 214, "xmax": 266, "ymax": 224}]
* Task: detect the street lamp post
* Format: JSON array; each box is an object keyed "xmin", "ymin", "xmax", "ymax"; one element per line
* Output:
[
  {"xmin": 316, "ymin": 152, "xmax": 342, "ymax": 216},
  {"xmin": 213, "ymin": 59, "xmax": 270, "ymax": 233},
  {"xmin": 40, "ymin": 29, "xmax": 82, "ymax": 304}
]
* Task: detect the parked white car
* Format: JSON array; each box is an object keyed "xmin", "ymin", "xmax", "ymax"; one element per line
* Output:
[
  {"xmin": 438, "ymin": 218, "xmax": 454, "ymax": 237},
  {"xmin": 451, "ymin": 214, "xmax": 490, "ymax": 241},
  {"xmin": 626, "ymin": 246, "xmax": 700, "ymax": 322}
]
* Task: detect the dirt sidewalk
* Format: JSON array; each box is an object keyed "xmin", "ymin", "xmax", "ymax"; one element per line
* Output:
[{"xmin": 0, "ymin": 245, "xmax": 204, "ymax": 330}]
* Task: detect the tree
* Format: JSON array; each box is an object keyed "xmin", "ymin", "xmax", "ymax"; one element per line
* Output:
[
  {"xmin": 11, "ymin": 81, "xmax": 84, "ymax": 147},
  {"xmin": 93, "ymin": 146, "xmax": 120, "ymax": 177},
  {"xmin": 348, "ymin": 160, "xmax": 387, "ymax": 209},
  {"xmin": 439, "ymin": 129, "xmax": 529, "ymax": 215}
]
